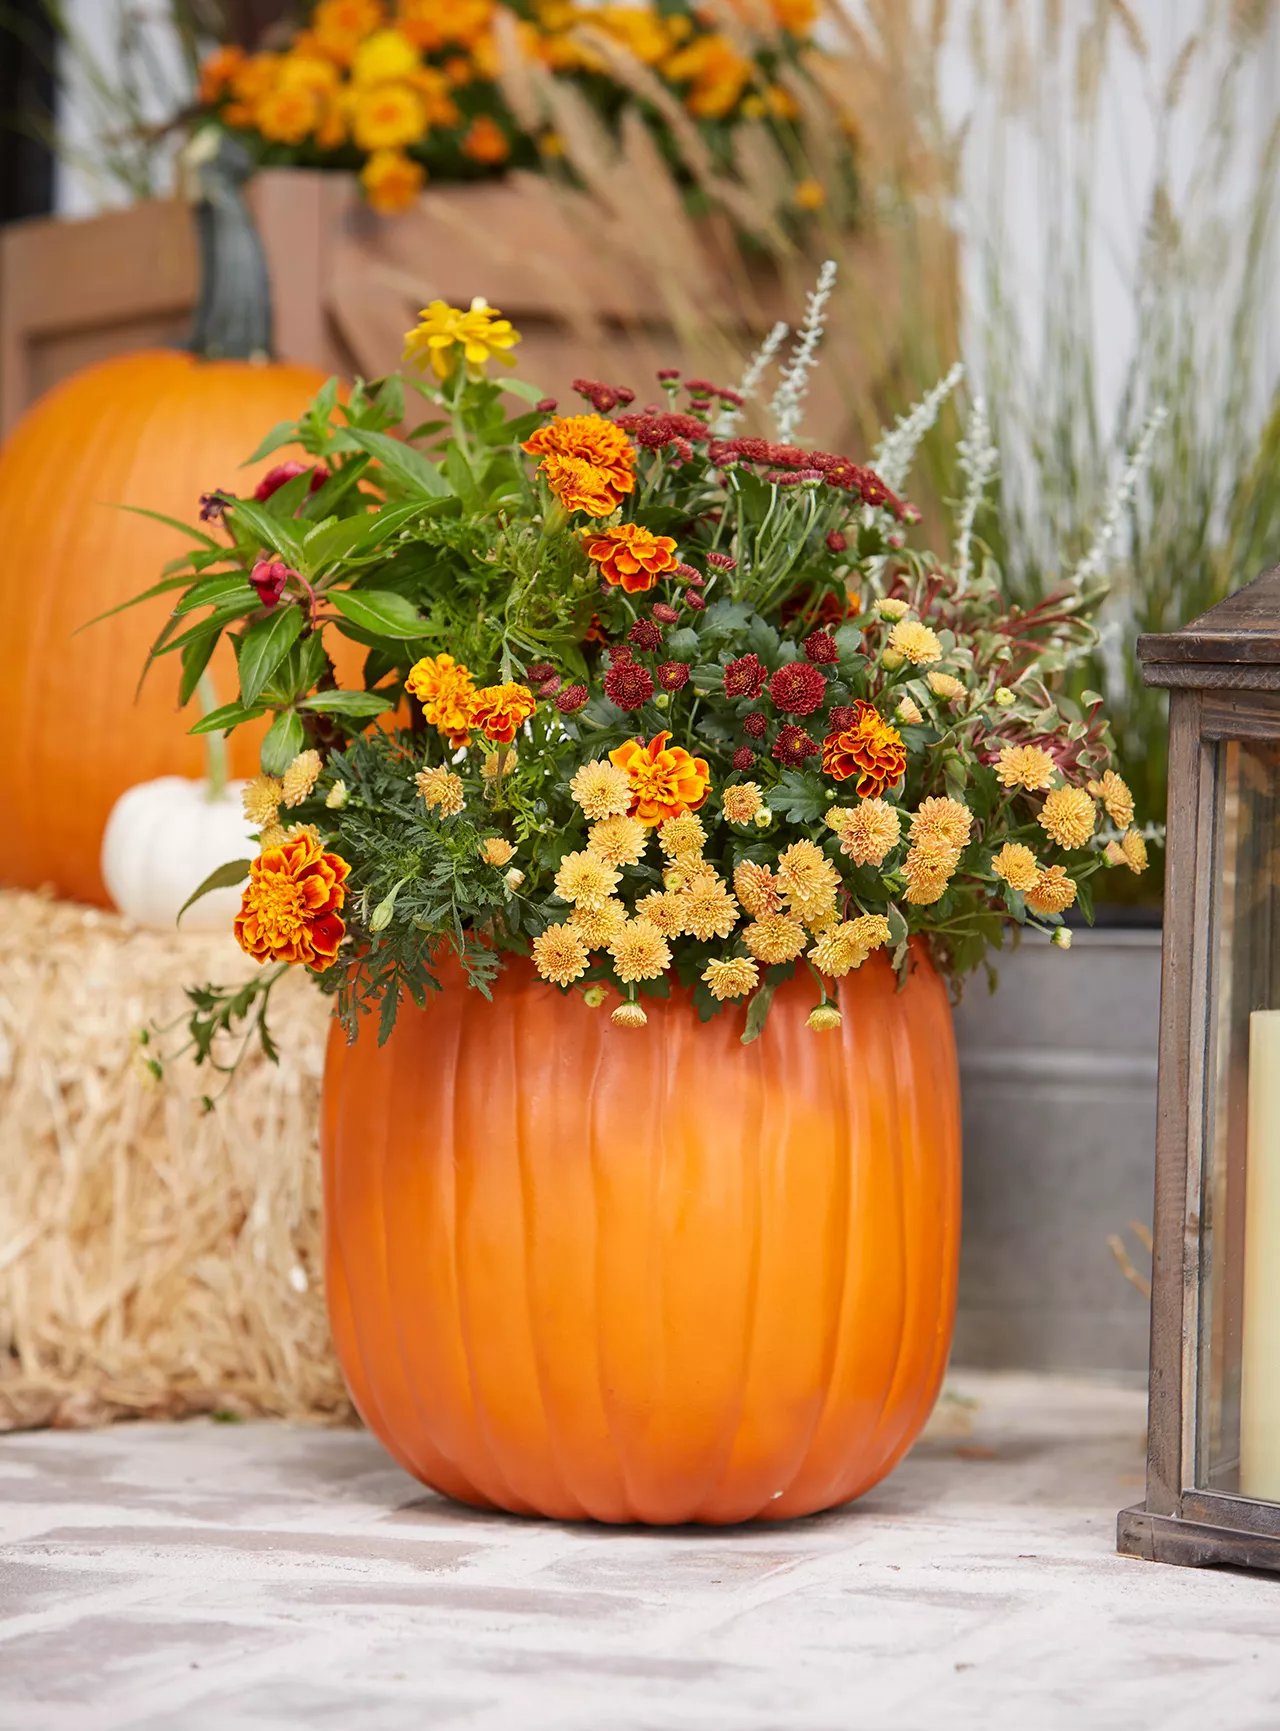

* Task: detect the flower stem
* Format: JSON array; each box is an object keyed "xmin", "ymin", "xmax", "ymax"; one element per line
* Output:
[{"xmin": 197, "ymin": 672, "xmax": 227, "ymax": 803}]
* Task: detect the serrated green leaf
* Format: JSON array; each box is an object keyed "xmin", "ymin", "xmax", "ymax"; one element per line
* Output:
[
  {"xmin": 354, "ymin": 429, "xmax": 449, "ymax": 497},
  {"xmin": 176, "ymin": 857, "xmax": 252, "ymax": 925},
  {"xmin": 237, "ymin": 606, "xmax": 305, "ymax": 706},
  {"xmin": 260, "ymin": 709, "xmax": 305, "ymax": 775},
  {"xmin": 300, "ymin": 689, "xmax": 395, "ymax": 718},
  {"xmin": 190, "ymin": 699, "xmax": 268, "ymax": 735},
  {"xmin": 330, "ymin": 589, "xmax": 427, "ymax": 639}
]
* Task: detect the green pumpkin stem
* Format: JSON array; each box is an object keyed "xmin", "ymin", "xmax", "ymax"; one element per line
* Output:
[{"xmin": 196, "ymin": 672, "xmax": 228, "ymax": 803}]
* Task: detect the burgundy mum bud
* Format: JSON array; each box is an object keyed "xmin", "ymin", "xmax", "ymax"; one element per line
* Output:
[
  {"xmin": 614, "ymin": 386, "xmax": 635, "ymax": 406},
  {"xmin": 249, "ymin": 558, "xmax": 292, "ymax": 609},
  {"xmin": 535, "ymin": 397, "xmax": 558, "ymax": 413},
  {"xmin": 689, "ymin": 398, "xmax": 712, "ymax": 412},
  {"xmin": 724, "ymin": 654, "xmax": 768, "ymax": 700},
  {"xmin": 686, "ymin": 378, "xmax": 716, "ymax": 394},
  {"xmin": 656, "ymin": 367, "xmax": 680, "ymax": 381},
  {"xmin": 604, "ymin": 660, "xmax": 655, "ymax": 710},
  {"xmin": 536, "ymin": 675, "xmax": 563, "ymax": 697},
  {"xmin": 716, "ymin": 387, "xmax": 745, "ymax": 407},
  {"xmin": 657, "ymin": 661, "xmax": 690, "ymax": 692},
  {"xmin": 526, "ymin": 662, "xmax": 557, "ymax": 683},
  {"xmin": 573, "ymin": 377, "xmax": 618, "ymax": 413},
  {"xmin": 643, "ymin": 403, "xmax": 663, "ymax": 415},
  {"xmin": 675, "ymin": 562, "xmax": 703, "ymax": 583},
  {"xmin": 773, "ymin": 724, "xmax": 819, "ymax": 767},
  {"xmin": 556, "ymin": 683, "xmax": 589, "ymax": 713},
  {"xmin": 769, "ymin": 661, "xmax": 828, "ymax": 715},
  {"xmin": 671, "ymin": 438, "xmax": 694, "ymax": 464},
  {"xmin": 803, "ymin": 629, "xmax": 839, "ymax": 665},
  {"xmin": 254, "ymin": 460, "xmax": 328, "ymax": 502},
  {"xmin": 826, "ymin": 528, "xmax": 848, "ymax": 554},
  {"xmin": 768, "ymin": 443, "xmax": 809, "ymax": 468},
  {"xmin": 685, "ymin": 590, "xmax": 706, "ymax": 610},
  {"xmin": 743, "ymin": 710, "xmax": 768, "ymax": 738},
  {"xmin": 607, "ymin": 643, "xmax": 635, "ymax": 665},
  {"xmin": 651, "ymin": 602, "xmax": 680, "ymax": 624},
  {"xmin": 628, "ymin": 619, "xmax": 664, "ymax": 652},
  {"xmin": 888, "ymin": 532, "xmax": 906, "ymax": 549},
  {"xmin": 198, "ymin": 491, "xmax": 228, "ymax": 522},
  {"xmin": 732, "ymin": 748, "xmax": 756, "ymax": 770},
  {"xmin": 828, "ymin": 705, "xmax": 857, "ymax": 732},
  {"xmin": 705, "ymin": 551, "xmax": 736, "ymax": 571}
]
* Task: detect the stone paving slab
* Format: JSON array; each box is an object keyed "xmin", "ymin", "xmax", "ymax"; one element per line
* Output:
[{"xmin": 1, "ymin": 1372, "xmax": 1278, "ymax": 1730}]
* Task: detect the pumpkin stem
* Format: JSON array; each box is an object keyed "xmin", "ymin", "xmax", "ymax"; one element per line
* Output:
[
  {"xmin": 180, "ymin": 126, "xmax": 273, "ymax": 363},
  {"xmin": 197, "ymin": 673, "xmax": 228, "ymax": 803}
]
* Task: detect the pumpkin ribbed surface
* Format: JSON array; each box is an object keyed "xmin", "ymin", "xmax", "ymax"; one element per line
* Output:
[
  {"xmin": 322, "ymin": 943, "xmax": 961, "ymax": 1524},
  {"xmin": 0, "ymin": 349, "xmax": 327, "ymax": 906}
]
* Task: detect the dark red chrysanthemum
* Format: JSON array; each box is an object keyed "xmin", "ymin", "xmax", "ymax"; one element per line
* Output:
[
  {"xmin": 686, "ymin": 590, "xmax": 706, "ymax": 610},
  {"xmin": 826, "ymin": 528, "xmax": 848, "ymax": 553},
  {"xmin": 773, "ymin": 725, "xmax": 819, "ymax": 767},
  {"xmin": 607, "ymin": 643, "xmax": 635, "ymax": 665},
  {"xmin": 828, "ymin": 705, "xmax": 858, "ymax": 733},
  {"xmin": 657, "ymin": 367, "xmax": 680, "ymax": 381},
  {"xmin": 769, "ymin": 660, "xmax": 828, "ymax": 715},
  {"xmin": 628, "ymin": 619, "xmax": 663, "ymax": 652},
  {"xmin": 743, "ymin": 710, "xmax": 768, "ymax": 738},
  {"xmin": 803, "ymin": 629, "xmax": 839, "ymax": 665},
  {"xmin": 556, "ymin": 683, "xmax": 589, "ymax": 713},
  {"xmin": 573, "ymin": 377, "xmax": 621, "ymax": 413},
  {"xmin": 732, "ymin": 747, "xmax": 755, "ymax": 770},
  {"xmin": 652, "ymin": 602, "xmax": 680, "ymax": 624},
  {"xmin": 657, "ymin": 661, "xmax": 690, "ymax": 692},
  {"xmin": 686, "ymin": 377, "xmax": 716, "ymax": 393},
  {"xmin": 614, "ymin": 411, "xmax": 708, "ymax": 449},
  {"xmin": 724, "ymin": 654, "xmax": 768, "ymax": 700},
  {"xmin": 675, "ymin": 562, "xmax": 704, "ymax": 585},
  {"xmin": 526, "ymin": 662, "xmax": 557, "ymax": 683},
  {"xmin": 717, "ymin": 386, "xmax": 745, "ymax": 407},
  {"xmin": 536, "ymin": 675, "xmax": 563, "ymax": 696},
  {"xmin": 604, "ymin": 661, "xmax": 655, "ymax": 710}
]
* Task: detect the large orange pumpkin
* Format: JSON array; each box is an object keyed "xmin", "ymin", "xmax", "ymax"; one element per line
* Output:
[
  {"xmin": 322, "ymin": 943, "xmax": 961, "ymax": 1524},
  {"xmin": 0, "ymin": 348, "xmax": 328, "ymax": 906}
]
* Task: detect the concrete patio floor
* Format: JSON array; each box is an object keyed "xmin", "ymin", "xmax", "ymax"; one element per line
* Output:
[{"xmin": 1, "ymin": 1371, "xmax": 1278, "ymax": 1730}]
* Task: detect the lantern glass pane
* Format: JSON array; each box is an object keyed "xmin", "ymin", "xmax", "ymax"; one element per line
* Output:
[{"xmin": 1199, "ymin": 738, "xmax": 1280, "ymax": 1498}]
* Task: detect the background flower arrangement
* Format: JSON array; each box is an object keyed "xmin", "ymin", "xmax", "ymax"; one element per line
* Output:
[
  {"xmin": 194, "ymin": 0, "xmax": 843, "ymax": 214},
  {"xmin": 132, "ymin": 269, "xmax": 1142, "ymax": 1059}
]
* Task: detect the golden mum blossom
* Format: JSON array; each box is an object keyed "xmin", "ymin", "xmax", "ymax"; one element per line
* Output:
[
  {"xmin": 258, "ymin": 822, "xmax": 286, "ymax": 848},
  {"xmin": 722, "ymin": 782, "xmax": 763, "ymax": 825},
  {"xmin": 702, "ymin": 956, "xmax": 759, "ymax": 1002},
  {"xmin": 897, "ymin": 696, "xmax": 924, "ymax": 726},
  {"xmin": 903, "ymin": 839, "xmax": 961, "ymax": 906},
  {"xmin": 554, "ymin": 849, "xmax": 621, "ymax": 909},
  {"xmin": 532, "ymin": 922, "xmax": 590, "ymax": 986},
  {"xmin": 1121, "ymin": 829, "xmax": 1148, "ymax": 874},
  {"xmin": 1088, "ymin": 770, "xmax": 1136, "ymax": 831},
  {"xmin": 608, "ymin": 917, "xmax": 672, "ymax": 983},
  {"xmin": 402, "ymin": 296, "xmax": 521, "ymax": 381},
  {"xmin": 733, "ymin": 860, "xmax": 782, "ymax": 918},
  {"xmin": 809, "ymin": 921, "xmax": 872, "ymax": 978},
  {"xmin": 991, "ymin": 842, "xmax": 1040, "ymax": 892},
  {"xmin": 361, "ymin": 148, "xmax": 425, "ymax": 215},
  {"xmin": 570, "ymin": 899, "xmax": 629, "ymax": 948},
  {"xmin": 243, "ymin": 775, "xmax": 283, "ymax": 827},
  {"xmin": 281, "ymin": 749, "xmax": 323, "ymax": 808},
  {"xmin": 927, "ymin": 672, "xmax": 966, "ymax": 701},
  {"xmin": 910, "ymin": 796, "xmax": 973, "ymax": 853},
  {"xmin": 742, "ymin": 913, "xmax": 808, "ymax": 965},
  {"xmin": 1039, "ymin": 785, "xmax": 1097, "ymax": 850},
  {"xmin": 1025, "ymin": 864, "xmax": 1077, "ymax": 916},
  {"xmin": 776, "ymin": 841, "xmax": 841, "ymax": 927},
  {"xmin": 887, "ymin": 619, "xmax": 943, "ymax": 665},
  {"xmin": 679, "ymin": 872, "xmax": 740, "ymax": 942},
  {"xmin": 612, "ymin": 1002, "xmax": 648, "ymax": 1029},
  {"xmin": 478, "ymin": 836, "xmax": 515, "ymax": 867},
  {"xmin": 825, "ymin": 799, "xmax": 901, "ymax": 868},
  {"xmin": 635, "ymin": 889, "xmax": 686, "ymax": 937},
  {"xmin": 415, "ymin": 765, "xmax": 465, "ymax": 817},
  {"xmin": 996, "ymin": 743, "xmax": 1057, "ymax": 793},
  {"xmin": 571, "ymin": 759, "xmax": 633, "ymax": 821},
  {"xmin": 851, "ymin": 914, "xmax": 891, "ymax": 952},
  {"xmin": 659, "ymin": 812, "xmax": 706, "ymax": 861},
  {"xmin": 588, "ymin": 815, "xmax": 648, "ymax": 868},
  {"xmin": 807, "ymin": 1004, "xmax": 843, "ymax": 1032},
  {"xmin": 1105, "ymin": 839, "xmax": 1126, "ymax": 868}
]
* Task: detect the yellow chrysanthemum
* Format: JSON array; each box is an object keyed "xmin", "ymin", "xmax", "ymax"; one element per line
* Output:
[
  {"xmin": 658, "ymin": 812, "xmax": 706, "ymax": 861},
  {"xmin": 825, "ymin": 799, "xmax": 901, "ymax": 868},
  {"xmin": 402, "ymin": 296, "xmax": 521, "ymax": 380},
  {"xmin": 611, "ymin": 1001, "xmax": 648, "ymax": 1029},
  {"xmin": 701, "ymin": 956, "xmax": 759, "ymax": 1002},
  {"xmin": 635, "ymin": 889, "xmax": 686, "ymax": 937},
  {"xmin": 352, "ymin": 80, "xmax": 426, "ymax": 151},
  {"xmin": 679, "ymin": 872, "xmax": 740, "ymax": 942},
  {"xmin": 361, "ymin": 147, "xmax": 425, "ymax": 214},
  {"xmin": 281, "ymin": 749, "xmax": 323, "ymax": 809},
  {"xmin": 996, "ymin": 744, "xmax": 1057, "ymax": 792},
  {"xmin": 325, "ymin": 780, "xmax": 348, "ymax": 810},
  {"xmin": 258, "ymin": 821, "xmax": 286, "ymax": 848},
  {"xmin": 1121, "ymin": 828, "xmax": 1148, "ymax": 874},
  {"xmin": 242, "ymin": 775, "xmax": 283, "ymax": 827},
  {"xmin": 571, "ymin": 759, "xmax": 633, "ymax": 821},
  {"xmin": 351, "ymin": 26, "xmax": 419, "ymax": 85},
  {"xmin": 1039, "ymin": 786, "xmax": 1096, "ymax": 850},
  {"xmin": 722, "ymin": 782, "xmax": 763, "ymax": 825},
  {"xmin": 808, "ymin": 921, "xmax": 871, "ymax": 978},
  {"xmin": 807, "ymin": 1004, "xmax": 843, "ymax": 1032},
  {"xmin": 532, "ymin": 922, "xmax": 590, "ymax": 986},
  {"xmin": 877, "ymin": 597, "xmax": 910, "ymax": 620},
  {"xmin": 742, "ymin": 913, "xmax": 808, "ymax": 965},
  {"xmin": 415, "ymin": 765, "xmax": 465, "ymax": 817},
  {"xmin": 887, "ymin": 620, "xmax": 943, "ymax": 665},
  {"xmin": 902, "ymin": 839, "xmax": 960, "ymax": 906},
  {"xmin": 478, "ymin": 836, "xmax": 515, "ymax": 867},
  {"xmin": 569, "ymin": 899, "xmax": 629, "ymax": 948},
  {"xmin": 850, "ymin": 914, "xmax": 891, "ymax": 953},
  {"xmin": 733, "ymin": 860, "xmax": 782, "ymax": 918},
  {"xmin": 776, "ymin": 840, "xmax": 841, "ymax": 928},
  {"xmin": 1025, "ymin": 864, "xmax": 1077, "ymax": 916},
  {"xmin": 927, "ymin": 671, "xmax": 966, "ymax": 701},
  {"xmin": 991, "ymin": 842, "xmax": 1040, "ymax": 893},
  {"xmin": 554, "ymin": 849, "xmax": 621, "ymax": 909},
  {"xmin": 608, "ymin": 917, "xmax": 672, "ymax": 983},
  {"xmin": 1088, "ymin": 770, "xmax": 1136, "ymax": 831},
  {"xmin": 588, "ymin": 814, "xmax": 648, "ymax": 868},
  {"xmin": 910, "ymin": 796, "xmax": 973, "ymax": 853}
]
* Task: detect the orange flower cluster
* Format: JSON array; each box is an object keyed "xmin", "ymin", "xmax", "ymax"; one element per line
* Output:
[
  {"xmin": 406, "ymin": 652, "xmax": 478, "ymax": 747},
  {"xmin": 472, "ymin": 682, "xmax": 536, "ymax": 745},
  {"xmin": 610, "ymin": 731, "xmax": 710, "ymax": 827},
  {"xmin": 585, "ymin": 522, "xmax": 679, "ymax": 593},
  {"xmin": 821, "ymin": 701, "xmax": 907, "ymax": 799},
  {"xmin": 523, "ymin": 415, "xmax": 637, "ymax": 517},
  {"xmin": 235, "ymin": 833, "xmax": 350, "ymax": 971}
]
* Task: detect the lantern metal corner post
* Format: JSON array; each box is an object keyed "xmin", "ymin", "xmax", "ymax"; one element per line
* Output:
[{"xmin": 1119, "ymin": 564, "xmax": 1280, "ymax": 1571}]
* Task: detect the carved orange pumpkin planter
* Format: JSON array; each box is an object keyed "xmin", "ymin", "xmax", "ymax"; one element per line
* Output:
[{"xmin": 322, "ymin": 943, "xmax": 961, "ymax": 1524}]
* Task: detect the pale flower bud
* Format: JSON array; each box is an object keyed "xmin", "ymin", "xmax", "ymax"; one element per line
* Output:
[
  {"xmin": 881, "ymin": 649, "xmax": 905, "ymax": 670},
  {"xmin": 1052, "ymin": 927, "xmax": 1073, "ymax": 950},
  {"xmin": 807, "ymin": 1004, "xmax": 843, "ymax": 1032},
  {"xmin": 877, "ymin": 598, "xmax": 910, "ymax": 620},
  {"xmin": 582, "ymin": 985, "xmax": 607, "ymax": 1008},
  {"xmin": 753, "ymin": 807, "xmax": 773, "ymax": 830},
  {"xmin": 994, "ymin": 687, "xmax": 1015, "ymax": 708},
  {"xmin": 504, "ymin": 867, "xmax": 525, "ymax": 891}
]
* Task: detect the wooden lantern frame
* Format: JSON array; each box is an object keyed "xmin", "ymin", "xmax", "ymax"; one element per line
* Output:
[{"xmin": 1119, "ymin": 565, "xmax": 1280, "ymax": 1570}]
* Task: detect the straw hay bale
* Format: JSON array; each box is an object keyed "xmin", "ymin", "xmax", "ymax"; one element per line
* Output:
[{"xmin": 0, "ymin": 890, "xmax": 350, "ymax": 1431}]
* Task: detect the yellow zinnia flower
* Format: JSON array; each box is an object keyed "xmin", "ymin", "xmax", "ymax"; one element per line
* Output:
[{"xmin": 402, "ymin": 296, "xmax": 521, "ymax": 380}]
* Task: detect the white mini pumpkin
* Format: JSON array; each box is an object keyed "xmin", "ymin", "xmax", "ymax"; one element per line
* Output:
[{"xmin": 101, "ymin": 776, "xmax": 256, "ymax": 931}]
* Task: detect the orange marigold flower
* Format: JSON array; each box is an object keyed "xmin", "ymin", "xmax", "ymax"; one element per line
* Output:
[
  {"xmin": 361, "ymin": 147, "xmax": 425, "ymax": 214},
  {"xmin": 523, "ymin": 414, "xmax": 637, "ymax": 517},
  {"xmin": 821, "ymin": 700, "xmax": 907, "ymax": 797},
  {"xmin": 311, "ymin": 0, "xmax": 386, "ymax": 64},
  {"xmin": 585, "ymin": 522, "xmax": 679, "ymax": 593},
  {"xmin": 234, "ymin": 834, "xmax": 350, "ymax": 972},
  {"xmin": 609, "ymin": 730, "xmax": 710, "ymax": 827},
  {"xmin": 352, "ymin": 81, "xmax": 426, "ymax": 150},
  {"xmin": 198, "ymin": 44, "xmax": 246, "ymax": 104},
  {"xmin": 405, "ymin": 652, "xmax": 477, "ymax": 746},
  {"xmin": 470, "ymin": 681, "xmax": 536, "ymax": 745},
  {"xmin": 461, "ymin": 113, "xmax": 510, "ymax": 163},
  {"xmin": 397, "ymin": 0, "xmax": 493, "ymax": 51}
]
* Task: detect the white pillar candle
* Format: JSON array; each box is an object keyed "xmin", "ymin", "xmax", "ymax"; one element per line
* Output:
[{"xmin": 1242, "ymin": 1009, "xmax": 1280, "ymax": 1500}]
